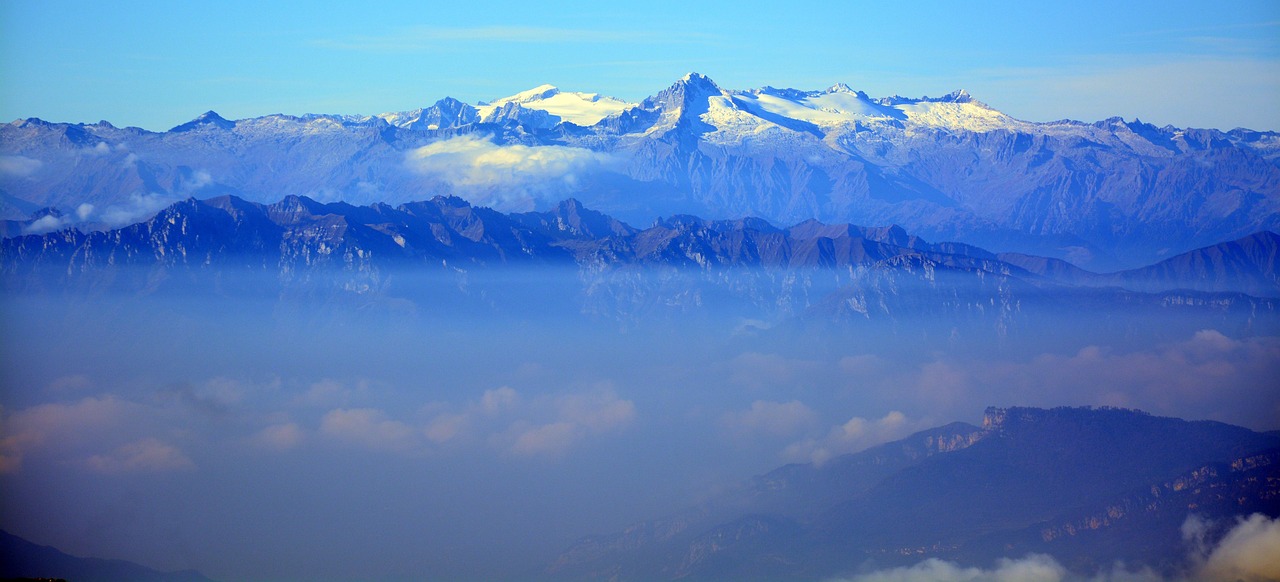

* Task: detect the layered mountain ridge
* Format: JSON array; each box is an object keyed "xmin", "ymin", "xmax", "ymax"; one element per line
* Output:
[
  {"xmin": 4, "ymin": 73, "xmax": 1278, "ymax": 270},
  {"xmin": 3, "ymin": 195, "xmax": 1277, "ymax": 335},
  {"xmin": 546, "ymin": 406, "xmax": 1280, "ymax": 581}
]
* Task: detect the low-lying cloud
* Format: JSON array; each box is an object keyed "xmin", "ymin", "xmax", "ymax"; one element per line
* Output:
[
  {"xmin": 22, "ymin": 191, "xmax": 182, "ymax": 234},
  {"xmin": 1194, "ymin": 513, "xmax": 1280, "ymax": 582},
  {"xmin": 0, "ymin": 154, "xmax": 42, "ymax": 177},
  {"xmin": 782, "ymin": 410, "xmax": 928, "ymax": 465},
  {"xmin": 835, "ymin": 514, "xmax": 1280, "ymax": 582},
  {"xmin": 404, "ymin": 134, "xmax": 616, "ymax": 211}
]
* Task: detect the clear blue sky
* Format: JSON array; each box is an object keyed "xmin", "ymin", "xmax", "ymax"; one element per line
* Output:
[{"xmin": 2, "ymin": 0, "xmax": 1278, "ymax": 131}]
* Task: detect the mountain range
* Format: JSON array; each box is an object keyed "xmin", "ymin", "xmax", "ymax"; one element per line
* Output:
[
  {"xmin": 3, "ymin": 407, "xmax": 1274, "ymax": 582},
  {"xmin": 545, "ymin": 406, "xmax": 1280, "ymax": 581},
  {"xmin": 3, "ymin": 195, "xmax": 1277, "ymax": 337},
  {"xmin": 0, "ymin": 529, "xmax": 214, "ymax": 582},
  {"xmin": 3, "ymin": 73, "xmax": 1278, "ymax": 270}
]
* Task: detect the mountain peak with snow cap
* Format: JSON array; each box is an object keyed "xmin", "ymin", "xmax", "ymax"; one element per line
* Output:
[
  {"xmin": 642, "ymin": 72, "xmax": 725, "ymax": 112},
  {"xmin": 495, "ymin": 84, "xmax": 561, "ymax": 105},
  {"xmin": 474, "ymin": 84, "xmax": 633, "ymax": 127},
  {"xmin": 169, "ymin": 110, "xmax": 235, "ymax": 133}
]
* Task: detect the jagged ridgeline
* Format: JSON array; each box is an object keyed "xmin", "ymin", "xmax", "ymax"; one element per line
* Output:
[
  {"xmin": 3, "ymin": 74, "xmax": 1278, "ymax": 271},
  {"xmin": 2, "ymin": 195, "xmax": 1278, "ymax": 338},
  {"xmin": 547, "ymin": 406, "xmax": 1280, "ymax": 581}
]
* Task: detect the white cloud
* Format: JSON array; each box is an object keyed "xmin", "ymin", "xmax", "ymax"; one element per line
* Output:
[
  {"xmin": 1198, "ymin": 514, "xmax": 1280, "ymax": 582},
  {"xmin": 782, "ymin": 410, "xmax": 924, "ymax": 465},
  {"xmin": 75, "ymin": 203, "xmax": 95, "ymax": 221},
  {"xmin": 251, "ymin": 423, "xmax": 304, "ymax": 452},
  {"xmin": 0, "ymin": 155, "xmax": 42, "ymax": 177},
  {"xmin": 423, "ymin": 413, "xmax": 468, "ymax": 444},
  {"xmin": 842, "ymin": 555, "xmax": 1069, "ymax": 582},
  {"xmin": 555, "ymin": 387, "xmax": 635, "ymax": 432},
  {"xmin": 313, "ymin": 26, "xmax": 704, "ymax": 52},
  {"xmin": 85, "ymin": 438, "xmax": 195, "ymax": 473},
  {"xmin": 22, "ymin": 214, "xmax": 71, "ymax": 234},
  {"xmin": 98, "ymin": 191, "xmax": 179, "ymax": 227},
  {"xmin": 320, "ymin": 407, "xmax": 417, "ymax": 452},
  {"xmin": 405, "ymin": 134, "xmax": 615, "ymax": 211},
  {"xmin": 726, "ymin": 352, "xmax": 822, "ymax": 391},
  {"xmin": 488, "ymin": 387, "xmax": 636, "ymax": 457},
  {"xmin": 182, "ymin": 169, "xmax": 213, "ymax": 191},
  {"xmin": 507, "ymin": 421, "xmax": 578, "ymax": 457},
  {"xmin": 3, "ymin": 395, "xmax": 131, "ymax": 451},
  {"xmin": 293, "ymin": 378, "xmax": 352, "ymax": 408},
  {"xmin": 837, "ymin": 514, "xmax": 1280, "ymax": 582},
  {"xmin": 722, "ymin": 400, "xmax": 819, "ymax": 438},
  {"xmin": 480, "ymin": 386, "xmax": 519, "ymax": 415}
]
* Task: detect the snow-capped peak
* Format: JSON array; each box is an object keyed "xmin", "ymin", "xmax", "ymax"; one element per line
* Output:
[
  {"xmin": 476, "ymin": 85, "xmax": 634, "ymax": 126},
  {"xmin": 169, "ymin": 110, "xmax": 235, "ymax": 133},
  {"xmin": 493, "ymin": 84, "xmax": 561, "ymax": 105},
  {"xmin": 731, "ymin": 83, "xmax": 902, "ymax": 129},
  {"xmin": 888, "ymin": 90, "xmax": 1020, "ymax": 132}
]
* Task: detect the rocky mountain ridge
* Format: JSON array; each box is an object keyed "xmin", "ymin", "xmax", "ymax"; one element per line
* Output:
[
  {"xmin": 546, "ymin": 406, "xmax": 1280, "ymax": 581},
  {"xmin": 4, "ymin": 73, "xmax": 1277, "ymax": 269},
  {"xmin": 4, "ymin": 194, "xmax": 1276, "ymax": 340}
]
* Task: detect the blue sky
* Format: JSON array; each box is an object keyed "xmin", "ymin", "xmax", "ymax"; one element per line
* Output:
[{"xmin": 2, "ymin": 0, "xmax": 1278, "ymax": 131}]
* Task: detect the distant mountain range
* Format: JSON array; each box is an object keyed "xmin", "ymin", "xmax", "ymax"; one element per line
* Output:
[
  {"xmin": 546, "ymin": 406, "xmax": 1280, "ymax": 581},
  {"xmin": 3, "ymin": 73, "xmax": 1277, "ymax": 269},
  {"xmin": 0, "ymin": 529, "xmax": 214, "ymax": 582},
  {"xmin": 3, "ymin": 195, "xmax": 1277, "ymax": 334}
]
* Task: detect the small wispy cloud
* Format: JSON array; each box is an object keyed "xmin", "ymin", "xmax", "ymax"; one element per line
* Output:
[
  {"xmin": 250, "ymin": 423, "xmax": 305, "ymax": 452},
  {"xmin": 722, "ymin": 400, "xmax": 820, "ymax": 439},
  {"xmin": 781, "ymin": 410, "xmax": 927, "ymax": 466},
  {"xmin": 0, "ymin": 155, "xmax": 42, "ymax": 178},
  {"xmin": 85, "ymin": 438, "xmax": 195, "ymax": 474},
  {"xmin": 488, "ymin": 386, "xmax": 636, "ymax": 458},
  {"xmin": 320, "ymin": 407, "xmax": 418, "ymax": 452},
  {"xmin": 966, "ymin": 56, "xmax": 1280, "ymax": 130},
  {"xmin": 313, "ymin": 26, "xmax": 710, "ymax": 52}
]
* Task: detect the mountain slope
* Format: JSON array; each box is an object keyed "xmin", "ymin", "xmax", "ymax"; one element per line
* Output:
[
  {"xmin": 0, "ymin": 530, "xmax": 215, "ymax": 582},
  {"xmin": 546, "ymin": 407, "xmax": 1280, "ymax": 581}
]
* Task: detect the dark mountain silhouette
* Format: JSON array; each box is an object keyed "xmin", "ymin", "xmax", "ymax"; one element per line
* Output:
[
  {"xmin": 0, "ymin": 530, "xmax": 215, "ymax": 582},
  {"xmin": 546, "ymin": 407, "xmax": 1280, "ymax": 581}
]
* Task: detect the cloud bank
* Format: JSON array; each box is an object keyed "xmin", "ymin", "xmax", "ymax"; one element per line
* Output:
[{"xmin": 405, "ymin": 134, "xmax": 615, "ymax": 211}]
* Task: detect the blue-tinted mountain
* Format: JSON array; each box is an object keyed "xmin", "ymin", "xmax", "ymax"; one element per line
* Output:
[
  {"xmin": 1000, "ymin": 230, "xmax": 1280, "ymax": 298},
  {"xmin": 545, "ymin": 407, "xmax": 1280, "ymax": 581},
  {"xmin": 3, "ymin": 74, "xmax": 1277, "ymax": 269},
  {"xmin": 3, "ymin": 196, "xmax": 1276, "ymax": 336},
  {"xmin": 0, "ymin": 529, "xmax": 214, "ymax": 582}
]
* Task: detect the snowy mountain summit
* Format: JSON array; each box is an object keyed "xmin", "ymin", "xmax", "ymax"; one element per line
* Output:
[{"xmin": 3, "ymin": 72, "xmax": 1278, "ymax": 269}]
